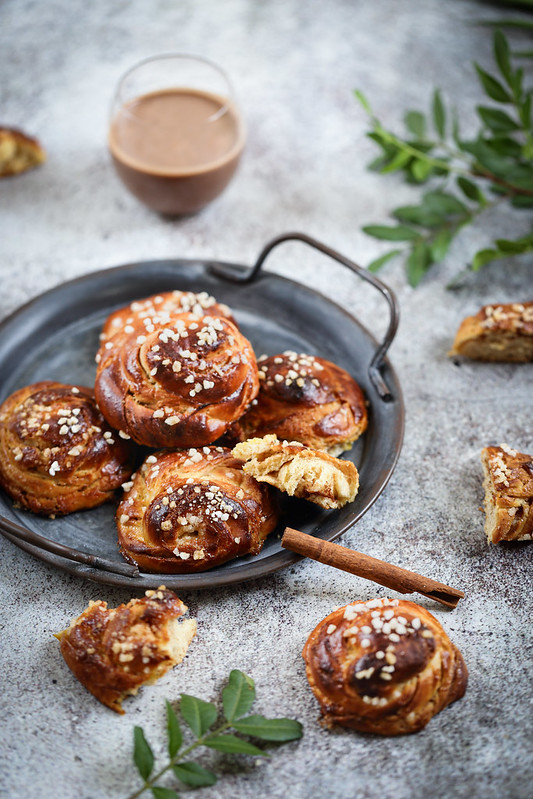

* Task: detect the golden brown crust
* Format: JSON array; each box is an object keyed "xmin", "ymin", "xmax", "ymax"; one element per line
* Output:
[
  {"xmin": 481, "ymin": 444, "xmax": 533, "ymax": 543},
  {"xmin": 450, "ymin": 302, "xmax": 533, "ymax": 362},
  {"xmin": 228, "ymin": 352, "xmax": 368, "ymax": 454},
  {"xmin": 302, "ymin": 598, "xmax": 468, "ymax": 736},
  {"xmin": 117, "ymin": 447, "xmax": 279, "ymax": 572},
  {"xmin": 0, "ymin": 126, "xmax": 46, "ymax": 177},
  {"xmin": 99, "ymin": 290, "xmax": 235, "ymax": 345},
  {"xmin": 55, "ymin": 587, "xmax": 197, "ymax": 714},
  {"xmin": 0, "ymin": 381, "xmax": 136, "ymax": 515},
  {"xmin": 232, "ymin": 434, "xmax": 359, "ymax": 509},
  {"xmin": 95, "ymin": 311, "xmax": 258, "ymax": 448}
]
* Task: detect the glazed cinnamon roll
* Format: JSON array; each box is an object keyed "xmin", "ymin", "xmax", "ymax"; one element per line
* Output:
[
  {"xmin": 229, "ymin": 351, "xmax": 368, "ymax": 455},
  {"xmin": 302, "ymin": 598, "xmax": 468, "ymax": 736},
  {"xmin": 117, "ymin": 446, "xmax": 279, "ymax": 572},
  {"xmin": 232, "ymin": 434, "xmax": 359, "ymax": 509},
  {"xmin": 95, "ymin": 311, "xmax": 258, "ymax": 448},
  {"xmin": 55, "ymin": 587, "xmax": 197, "ymax": 714},
  {"xmin": 99, "ymin": 290, "xmax": 235, "ymax": 345},
  {"xmin": 481, "ymin": 444, "xmax": 533, "ymax": 543},
  {"xmin": 0, "ymin": 381, "xmax": 136, "ymax": 515}
]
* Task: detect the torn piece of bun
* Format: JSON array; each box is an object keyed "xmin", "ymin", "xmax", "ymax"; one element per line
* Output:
[
  {"xmin": 481, "ymin": 444, "xmax": 533, "ymax": 543},
  {"xmin": 232, "ymin": 434, "xmax": 359, "ymax": 509},
  {"xmin": 0, "ymin": 127, "xmax": 46, "ymax": 177},
  {"xmin": 55, "ymin": 587, "xmax": 196, "ymax": 714}
]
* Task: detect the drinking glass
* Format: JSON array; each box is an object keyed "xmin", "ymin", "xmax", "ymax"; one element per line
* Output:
[{"xmin": 108, "ymin": 54, "xmax": 245, "ymax": 215}]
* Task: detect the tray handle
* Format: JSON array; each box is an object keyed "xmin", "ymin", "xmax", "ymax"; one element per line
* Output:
[{"xmin": 210, "ymin": 232, "xmax": 399, "ymax": 401}]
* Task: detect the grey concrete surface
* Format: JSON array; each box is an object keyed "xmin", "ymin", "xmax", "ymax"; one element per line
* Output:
[{"xmin": 1, "ymin": 1, "xmax": 532, "ymax": 798}]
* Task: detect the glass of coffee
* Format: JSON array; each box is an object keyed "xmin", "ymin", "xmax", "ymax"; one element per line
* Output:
[{"xmin": 108, "ymin": 54, "xmax": 245, "ymax": 215}]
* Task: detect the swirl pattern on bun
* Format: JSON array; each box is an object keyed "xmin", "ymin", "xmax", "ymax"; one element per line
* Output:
[
  {"xmin": 230, "ymin": 351, "xmax": 368, "ymax": 455},
  {"xmin": 302, "ymin": 598, "xmax": 467, "ymax": 736},
  {"xmin": 117, "ymin": 447, "xmax": 279, "ymax": 572},
  {"xmin": 95, "ymin": 311, "xmax": 258, "ymax": 448},
  {"xmin": 0, "ymin": 381, "xmax": 135, "ymax": 515}
]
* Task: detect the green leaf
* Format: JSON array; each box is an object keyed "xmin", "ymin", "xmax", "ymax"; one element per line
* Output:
[
  {"xmin": 354, "ymin": 89, "xmax": 372, "ymax": 115},
  {"xmin": 406, "ymin": 242, "xmax": 432, "ymax": 287},
  {"xmin": 393, "ymin": 205, "xmax": 444, "ymax": 228},
  {"xmin": 410, "ymin": 158, "xmax": 433, "ymax": 182},
  {"xmin": 477, "ymin": 106, "xmax": 520, "ymax": 133},
  {"xmin": 457, "ymin": 176, "xmax": 486, "ymax": 205},
  {"xmin": 494, "ymin": 30, "xmax": 513, "ymax": 87},
  {"xmin": 165, "ymin": 701, "xmax": 182, "ymax": 759},
  {"xmin": 432, "ymin": 89, "xmax": 446, "ymax": 137},
  {"xmin": 133, "ymin": 727, "xmax": 154, "ymax": 781},
  {"xmin": 423, "ymin": 190, "xmax": 468, "ymax": 216},
  {"xmin": 173, "ymin": 762, "xmax": 217, "ymax": 787},
  {"xmin": 222, "ymin": 670, "xmax": 256, "ymax": 722},
  {"xmin": 233, "ymin": 715, "xmax": 304, "ymax": 742},
  {"xmin": 362, "ymin": 224, "xmax": 421, "ymax": 241},
  {"xmin": 495, "ymin": 235, "xmax": 533, "ymax": 253},
  {"xmin": 510, "ymin": 67, "xmax": 524, "ymax": 102},
  {"xmin": 430, "ymin": 228, "xmax": 455, "ymax": 262},
  {"xmin": 471, "ymin": 248, "xmax": 501, "ymax": 271},
  {"xmin": 475, "ymin": 64, "xmax": 513, "ymax": 103},
  {"xmin": 511, "ymin": 195, "xmax": 533, "ymax": 208},
  {"xmin": 203, "ymin": 734, "xmax": 267, "ymax": 756},
  {"xmin": 519, "ymin": 94, "xmax": 531, "ymax": 129},
  {"xmin": 379, "ymin": 148, "xmax": 411, "ymax": 174},
  {"xmin": 367, "ymin": 249, "xmax": 402, "ymax": 273},
  {"xmin": 180, "ymin": 695, "xmax": 217, "ymax": 738},
  {"xmin": 404, "ymin": 110, "xmax": 426, "ymax": 138},
  {"xmin": 151, "ymin": 788, "xmax": 180, "ymax": 799},
  {"xmin": 484, "ymin": 136, "xmax": 522, "ymax": 158}
]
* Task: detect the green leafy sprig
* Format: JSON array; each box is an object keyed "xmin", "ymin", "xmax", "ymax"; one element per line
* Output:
[
  {"xmin": 355, "ymin": 30, "xmax": 533, "ymax": 287},
  {"xmin": 127, "ymin": 670, "xmax": 303, "ymax": 799}
]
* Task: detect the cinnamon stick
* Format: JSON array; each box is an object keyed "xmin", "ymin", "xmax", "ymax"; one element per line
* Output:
[{"xmin": 281, "ymin": 528, "xmax": 464, "ymax": 608}]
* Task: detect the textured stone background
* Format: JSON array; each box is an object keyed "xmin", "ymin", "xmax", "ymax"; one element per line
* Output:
[{"xmin": 1, "ymin": 1, "xmax": 532, "ymax": 798}]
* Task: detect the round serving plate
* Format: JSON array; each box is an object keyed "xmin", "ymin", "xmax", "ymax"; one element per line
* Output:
[{"xmin": 0, "ymin": 234, "xmax": 405, "ymax": 590}]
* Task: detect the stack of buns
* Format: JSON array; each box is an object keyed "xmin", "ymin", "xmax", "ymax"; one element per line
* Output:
[{"xmin": 0, "ymin": 288, "xmax": 368, "ymax": 573}]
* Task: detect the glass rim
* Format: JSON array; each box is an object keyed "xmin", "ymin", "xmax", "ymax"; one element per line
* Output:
[{"xmin": 112, "ymin": 52, "xmax": 237, "ymax": 125}]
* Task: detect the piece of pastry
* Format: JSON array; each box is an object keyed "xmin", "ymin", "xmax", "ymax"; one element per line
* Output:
[
  {"xmin": 0, "ymin": 381, "xmax": 136, "ymax": 515},
  {"xmin": 0, "ymin": 126, "xmax": 46, "ymax": 177},
  {"xmin": 95, "ymin": 311, "xmax": 258, "ymax": 448},
  {"xmin": 232, "ymin": 434, "xmax": 359, "ymax": 509},
  {"xmin": 55, "ymin": 587, "xmax": 196, "ymax": 714},
  {"xmin": 228, "ymin": 351, "xmax": 368, "ymax": 455},
  {"xmin": 450, "ymin": 302, "xmax": 533, "ymax": 362},
  {"xmin": 99, "ymin": 290, "xmax": 235, "ymax": 345},
  {"xmin": 481, "ymin": 444, "xmax": 533, "ymax": 543},
  {"xmin": 117, "ymin": 447, "xmax": 279, "ymax": 572},
  {"xmin": 302, "ymin": 597, "xmax": 468, "ymax": 736}
]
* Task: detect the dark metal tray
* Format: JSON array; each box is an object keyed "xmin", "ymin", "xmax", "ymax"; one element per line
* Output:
[{"xmin": 0, "ymin": 233, "xmax": 404, "ymax": 590}]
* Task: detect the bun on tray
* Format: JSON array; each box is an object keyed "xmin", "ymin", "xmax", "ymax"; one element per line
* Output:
[
  {"xmin": 302, "ymin": 597, "xmax": 468, "ymax": 736},
  {"xmin": 481, "ymin": 444, "xmax": 533, "ymax": 543},
  {"xmin": 117, "ymin": 446, "xmax": 279, "ymax": 572},
  {"xmin": 232, "ymin": 434, "xmax": 359, "ymax": 509},
  {"xmin": 228, "ymin": 351, "xmax": 367, "ymax": 455},
  {"xmin": 55, "ymin": 587, "xmax": 196, "ymax": 714},
  {"xmin": 0, "ymin": 381, "xmax": 135, "ymax": 515},
  {"xmin": 450, "ymin": 302, "xmax": 533, "ymax": 362},
  {"xmin": 95, "ymin": 311, "xmax": 258, "ymax": 448}
]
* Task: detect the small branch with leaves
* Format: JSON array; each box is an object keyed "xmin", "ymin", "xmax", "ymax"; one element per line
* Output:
[
  {"xmin": 127, "ymin": 670, "xmax": 303, "ymax": 799},
  {"xmin": 355, "ymin": 30, "xmax": 533, "ymax": 287}
]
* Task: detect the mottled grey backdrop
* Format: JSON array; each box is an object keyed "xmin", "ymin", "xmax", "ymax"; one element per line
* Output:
[{"xmin": 1, "ymin": 1, "xmax": 532, "ymax": 798}]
